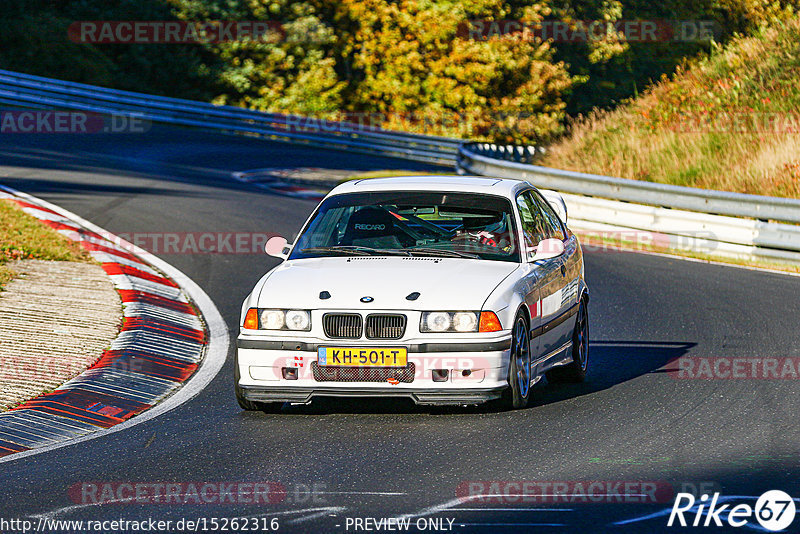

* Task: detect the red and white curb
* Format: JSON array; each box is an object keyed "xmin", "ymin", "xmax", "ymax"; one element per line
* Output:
[
  {"xmin": 232, "ymin": 169, "xmax": 328, "ymax": 201},
  {"xmin": 0, "ymin": 185, "xmax": 228, "ymax": 462}
]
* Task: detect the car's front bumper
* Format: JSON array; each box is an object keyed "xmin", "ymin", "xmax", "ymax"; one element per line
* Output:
[
  {"xmin": 239, "ymin": 385, "xmax": 507, "ymax": 405},
  {"xmin": 236, "ymin": 334, "xmax": 512, "ymax": 405}
]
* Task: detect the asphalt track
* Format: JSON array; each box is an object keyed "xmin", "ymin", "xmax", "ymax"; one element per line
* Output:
[{"xmin": 1, "ymin": 125, "xmax": 800, "ymax": 533}]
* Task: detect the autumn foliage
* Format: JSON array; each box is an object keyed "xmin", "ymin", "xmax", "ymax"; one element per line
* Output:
[{"xmin": 1, "ymin": 0, "xmax": 798, "ymax": 144}]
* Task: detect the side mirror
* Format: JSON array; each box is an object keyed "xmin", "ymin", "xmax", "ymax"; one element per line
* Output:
[
  {"xmin": 265, "ymin": 236, "xmax": 290, "ymax": 259},
  {"xmin": 529, "ymin": 238, "xmax": 565, "ymax": 262}
]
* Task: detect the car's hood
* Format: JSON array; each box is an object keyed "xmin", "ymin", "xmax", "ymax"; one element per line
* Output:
[{"xmin": 255, "ymin": 257, "xmax": 519, "ymax": 311}]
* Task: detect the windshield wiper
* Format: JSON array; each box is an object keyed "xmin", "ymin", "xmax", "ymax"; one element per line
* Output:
[
  {"xmin": 400, "ymin": 247, "xmax": 480, "ymax": 259},
  {"xmin": 300, "ymin": 246, "xmax": 410, "ymax": 257}
]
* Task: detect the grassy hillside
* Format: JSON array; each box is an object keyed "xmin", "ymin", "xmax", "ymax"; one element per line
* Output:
[
  {"xmin": 0, "ymin": 201, "xmax": 91, "ymax": 289},
  {"xmin": 540, "ymin": 18, "xmax": 800, "ymax": 198}
]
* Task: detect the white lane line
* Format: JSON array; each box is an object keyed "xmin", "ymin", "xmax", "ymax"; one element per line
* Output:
[
  {"xmin": 314, "ymin": 491, "xmax": 407, "ymax": 496},
  {"xmin": 397, "ymin": 492, "xmax": 635, "ymax": 522},
  {"xmin": 394, "ymin": 496, "xmax": 467, "ymax": 521},
  {"xmin": 455, "ymin": 508, "xmax": 574, "ymax": 512},
  {"xmin": 246, "ymin": 507, "xmax": 346, "ymax": 518},
  {"xmin": 393, "ymin": 493, "xmax": 590, "ymax": 529},
  {"xmin": 393, "ymin": 494, "xmax": 540, "ymax": 522},
  {"xmin": 29, "ymin": 500, "xmax": 112, "ymax": 520},
  {"xmin": 287, "ymin": 507, "xmax": 347, "ymax": 525},
  {"xmin": 459, "ymin": 523, "xmax": 567, "ymax": 527},
  {"xmin": 0, "ymin": 184, "xmax": 228, "ymax": 464}
]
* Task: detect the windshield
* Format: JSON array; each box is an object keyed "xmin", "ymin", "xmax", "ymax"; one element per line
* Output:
[{"xmin": 289, "ymin": 191, "xmax": 520, "ymax": 262}]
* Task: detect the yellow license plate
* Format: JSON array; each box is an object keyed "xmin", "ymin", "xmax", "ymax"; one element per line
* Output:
[{"xmin": 317, "ymin": 347, "xmax": 407, "ymax": 367}]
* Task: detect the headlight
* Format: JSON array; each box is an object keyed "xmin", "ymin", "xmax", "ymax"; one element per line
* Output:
[
  {"xmin": 260, "ymin": 310, "xmax": 285, "ymax": 330},
  {"xmin": 285, "ymin": 310, "xmax": 311, "ymax": 331},
  {"xmin": 245, "ymin": 309, "xmax": 312, "ymax": 331},
  {"xmin": 424, "ymin": 311, "xmax": 452, "ymax": 332},
  {"xmin": 421, "ymin": 311, "xmax": 479, "ymax": 333},
  {"xmin": 452, "ymin": 312, "xmax": 478, "ymax": 332}
]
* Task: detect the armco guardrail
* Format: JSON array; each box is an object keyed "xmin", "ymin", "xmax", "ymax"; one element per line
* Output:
[
  {"xmin": 459, "ymin": 142, "xmax": 800, "ymax": 224},
  {"xmin": 463, "ymin": 143, "xmax": 543, "ymax": 164},
  {"xmin": 0, "ymin": 69, "xmax": 460, "ymax": 165},
  {"xmin": 562, "ymin": 193, "xmax": 800, "ymax": 263},
  {"xmin": 458, "ymin": 143, "xmax": 800, "ymax": 264}
]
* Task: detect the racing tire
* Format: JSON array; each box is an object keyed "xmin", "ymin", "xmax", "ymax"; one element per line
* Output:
[
  {"xmin": 546, "ymin": 297, "xmax": 589, "ymax": 383},
  {"xmin": 500, "ymin": 312, "xmax": 532, "ymax": 410}
]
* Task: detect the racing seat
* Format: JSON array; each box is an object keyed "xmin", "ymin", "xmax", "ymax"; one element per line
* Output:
[
  {"xmin": 340, "ymin": 207, "xmax": 403, "ymax": 249},
  {"xmin": 453, "ymin": 215, "xmax": 512, "ymax": 251}
]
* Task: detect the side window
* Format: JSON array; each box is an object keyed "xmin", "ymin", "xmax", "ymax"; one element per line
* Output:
[
  {"xmin": 516, "ymin": 193, "xmax": 546, "ymax": 248},
  {"xmin": 531, "ymin": 192, "xmax": 566, "ymax": 241}
]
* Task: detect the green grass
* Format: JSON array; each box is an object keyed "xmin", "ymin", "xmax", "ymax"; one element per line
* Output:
[
  {"xmin": 541, "ymin": 18, "xmax": 800, "ymax": 198},
  {"xmin": 0, "ymin": 199, "xmax": 91, "ymax": 289}
]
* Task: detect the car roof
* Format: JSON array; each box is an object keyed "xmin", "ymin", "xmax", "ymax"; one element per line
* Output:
[{"xmin": 328, "ymin": 175, "xmax": 532, "ymax": 198}]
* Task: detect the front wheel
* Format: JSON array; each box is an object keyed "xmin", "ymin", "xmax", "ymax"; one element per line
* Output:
[
  {"xmin": 546, "ymin": 298, "xmax": 589, "ymax": 383},
  {"xmin": 500, "ymin": 313, "xmax": 532, "ymax": 410}
]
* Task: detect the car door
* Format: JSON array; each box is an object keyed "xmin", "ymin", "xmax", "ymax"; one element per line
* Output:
[
  {"xmin": 529, "ymin": 190, "xmax": 579, "ymax": 354},
  {"xmin": 514, "ymin": 192, "xmax": 546, "ymax": 364},
  {"xmin": 515, "ymin": 191, "xmax": 565, "ymax": 372}
]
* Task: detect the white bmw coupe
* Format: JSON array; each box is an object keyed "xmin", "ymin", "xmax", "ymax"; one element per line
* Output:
[{"xmin": 236, "ymin": 175, "xmax": 588, "ymax": 411}]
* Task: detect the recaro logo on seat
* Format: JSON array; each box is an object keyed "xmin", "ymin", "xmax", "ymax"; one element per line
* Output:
[{"xmin": 354, "ymin": 224, "xmax": 385, "ymax": 231}]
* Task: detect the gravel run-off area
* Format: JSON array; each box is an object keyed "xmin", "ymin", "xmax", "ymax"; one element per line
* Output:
[{"xmin": 0, "ymin": 260, "xmax": 121, "ymax": 410}]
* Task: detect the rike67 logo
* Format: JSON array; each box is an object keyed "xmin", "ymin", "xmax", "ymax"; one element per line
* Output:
[{"xmin": 668, "ymin": 490, "xmax": 796, "ymax": 531}]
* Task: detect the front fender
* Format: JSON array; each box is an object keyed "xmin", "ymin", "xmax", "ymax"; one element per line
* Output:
[
  {"xmin": 239, "ymin": 270, "xmax": 277, "ymax": 326},
  {"xmin": 482, "ymin": 264, "xmax": 532, "ymax": 330}
]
